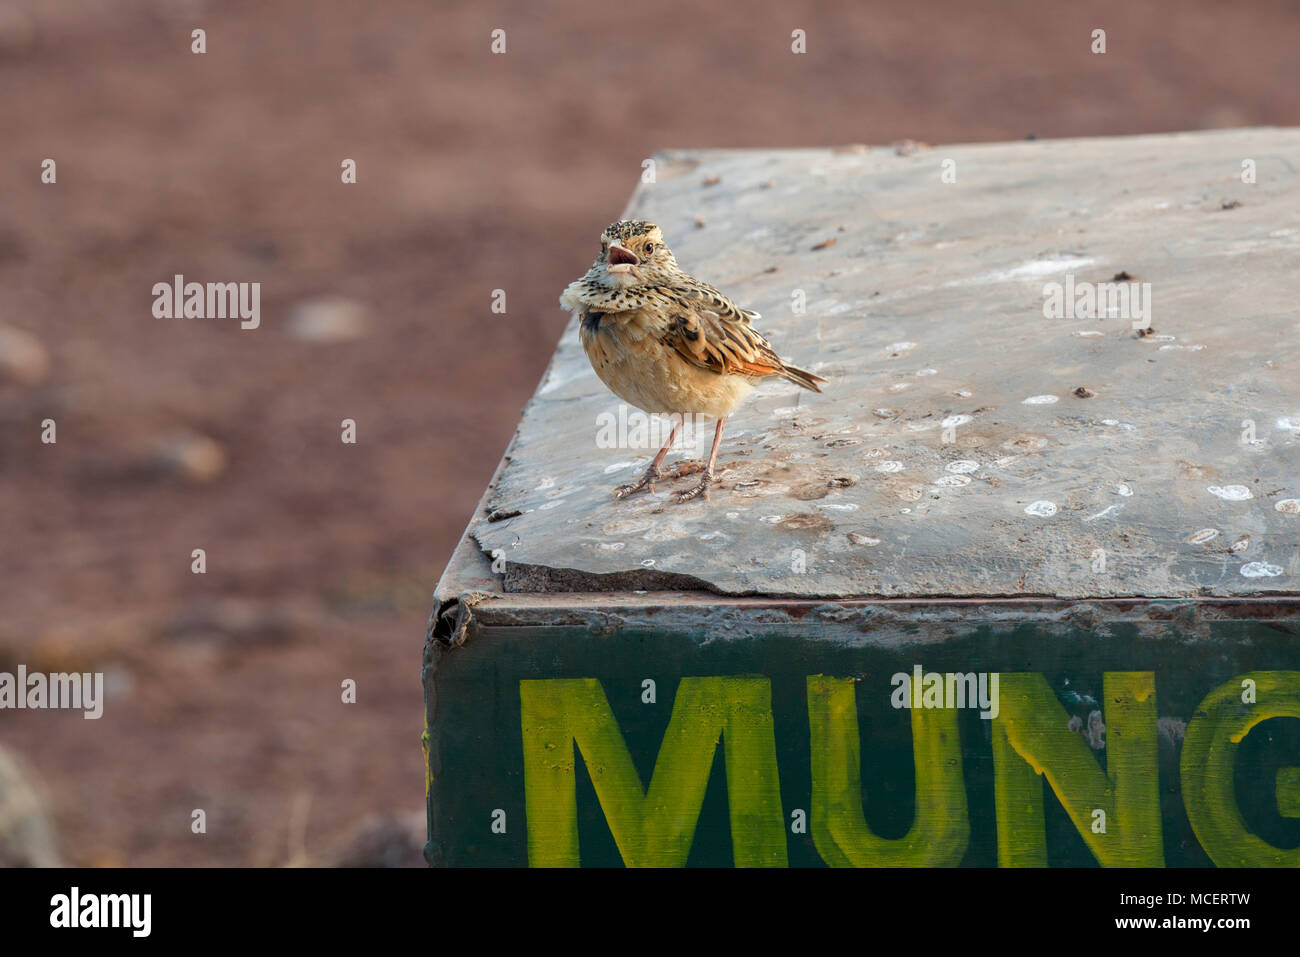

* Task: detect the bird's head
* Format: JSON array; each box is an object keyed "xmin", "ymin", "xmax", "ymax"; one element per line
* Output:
[{"xmin": 587, "ymin": 220, "xmax": 680, "ymax": 289}]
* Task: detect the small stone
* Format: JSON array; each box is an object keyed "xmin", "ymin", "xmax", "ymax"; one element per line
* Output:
[
  {"xmin": 0, "ymin": 745, "xmax": 60, "ymax": 867},
  {"xmin": 0, "ymin": 323, "xmax": 51, "ymax": 385},
  {"xmin": 287, "ymin": 297, "xmax": 368, "ymax": 344},
  {"xmin": 153, "ymin": 432, "xmax": 227, "ymax": 483},
  {"xmin": 811, "ymin": 237, "xmax": 836, "ymax": 251}
]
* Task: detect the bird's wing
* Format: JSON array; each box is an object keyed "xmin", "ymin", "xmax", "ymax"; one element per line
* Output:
[
  {"xmin": 675, "ymin": 281, "xmax": 761, "ymax": 322},
  {"xmin": 660, "ymin": 283, "xmax": 786, "ymax": 378}
]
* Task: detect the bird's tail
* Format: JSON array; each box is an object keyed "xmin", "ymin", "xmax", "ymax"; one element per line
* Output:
[{"xmin": 778, "ymin": 363, "xmax": 827, "ymax": 393}]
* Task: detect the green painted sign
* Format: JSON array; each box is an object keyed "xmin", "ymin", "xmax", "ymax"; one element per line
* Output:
[{"xmin": 424, "ymin": 609, "xmax": 1300, "ymax": 867}]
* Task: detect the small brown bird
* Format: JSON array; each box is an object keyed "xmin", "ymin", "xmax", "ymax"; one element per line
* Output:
[{"xmin": 561, "ymin": 220, "xmax": 826, "ymax": 502}]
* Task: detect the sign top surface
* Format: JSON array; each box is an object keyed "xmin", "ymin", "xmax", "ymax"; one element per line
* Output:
[{"xmin": 469, "ymin": 129, "xmax": 1300, "ymax": 600}]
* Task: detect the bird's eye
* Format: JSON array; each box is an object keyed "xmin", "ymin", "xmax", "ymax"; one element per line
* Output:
[{"xmin": 644, "ymin": 242, "xmax": 656, "ymax": 255}]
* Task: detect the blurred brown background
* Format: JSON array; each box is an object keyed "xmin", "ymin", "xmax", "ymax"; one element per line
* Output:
[{"xmin": 1, "ymin": 0, "xmax": 1296, "ymax": 865}]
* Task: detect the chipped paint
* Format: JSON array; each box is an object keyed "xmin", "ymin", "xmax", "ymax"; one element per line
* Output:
[{"xmin": 1208, "ymin": 485, "xmax": 1253, "ymax": 501}]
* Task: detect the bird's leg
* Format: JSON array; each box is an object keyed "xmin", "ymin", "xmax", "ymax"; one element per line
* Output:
[
  {"xmin": 673, "ymin": 416, "xmax": 726, "ymax": 503},
  {"xmin": 615, "ymin": 422, "xmax": 680, "ymax": 499}
]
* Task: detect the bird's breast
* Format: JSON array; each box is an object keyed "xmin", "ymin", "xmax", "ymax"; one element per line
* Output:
[{"xmin": 578, "ymin": 306, "xmax": 753, "ymax": 419}]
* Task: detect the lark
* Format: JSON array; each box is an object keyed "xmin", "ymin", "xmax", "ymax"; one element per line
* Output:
[{"xmin": 560, "ymin": 220, "xmax": 826, "ymax": 503}]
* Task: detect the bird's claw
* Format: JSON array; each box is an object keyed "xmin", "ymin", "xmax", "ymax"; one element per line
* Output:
[
  {"xmin": 671, "ymin": 472, "xmax": 713, "ymax": 504},
  {"xmin": 614, "ymin": 464, "xmax": 661, "ymax": 499}
]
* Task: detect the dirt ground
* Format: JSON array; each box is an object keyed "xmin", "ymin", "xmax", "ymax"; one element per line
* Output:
[{"xmin": 1, "ymin": 0, "xmax": 1297, "ymax": 866}]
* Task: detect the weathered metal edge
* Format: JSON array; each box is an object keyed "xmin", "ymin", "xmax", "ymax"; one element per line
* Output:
[
  {"xmin": 428, "ymin": 418, "xmax": 1300, "ymax": 644},
  {"xmin": 454, "ymin": 590, "xmax": 1300, "ymax": 638},
  {"xmin": 433, "ymin": 490, "xmax": 1300, "ymax": 641}
]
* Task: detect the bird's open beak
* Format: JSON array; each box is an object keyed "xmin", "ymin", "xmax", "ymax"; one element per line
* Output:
[{"xmin": 607, "ymin": 244, "xmax": 640, "ymax": 269}]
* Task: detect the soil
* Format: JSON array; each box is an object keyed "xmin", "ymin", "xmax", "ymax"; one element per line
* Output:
[{"xmin": 1, "ymin": 0, "xmax": 1296, "ymax": 865}]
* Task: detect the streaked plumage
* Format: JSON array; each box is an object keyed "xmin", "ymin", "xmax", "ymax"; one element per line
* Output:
[{"xmin": 560, "ymin": 220, "xmax": 826, "ymax": 502}]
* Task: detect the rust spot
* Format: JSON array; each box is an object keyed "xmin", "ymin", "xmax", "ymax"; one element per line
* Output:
[
  {"xmin": 779, "ymin": 513, "xmax": 834, "ymax": 534},
  {"xmin": 1002, "ymin": 433, "xmax": 1050, "ymax": 453},
  {"xmin": 1177, "ymin": 459, "xmax": 1217, "ymax": 480},
  {"xmin": 790, "ymin": 483, "xmax": 830, "ymax": 501}
]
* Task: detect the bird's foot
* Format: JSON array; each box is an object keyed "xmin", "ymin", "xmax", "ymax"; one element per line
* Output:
[
  {"xmin": 671, "ymin": 470, "xmax": 714, "ymax": 504},
  {"xmin": 663, "ymin": 460, "xmax": 706, "ymax": 480},
  {"xmin": 615, "ymin": 463, "xmax": 661, "ymax": 499}
]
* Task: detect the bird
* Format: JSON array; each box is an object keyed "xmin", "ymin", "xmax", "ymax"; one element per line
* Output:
[{"xmin": 560, "ymin": 220, "xmax": 826, "ymax": 503}]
